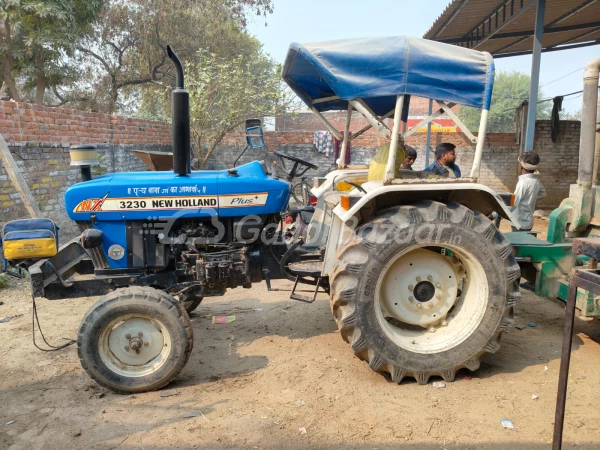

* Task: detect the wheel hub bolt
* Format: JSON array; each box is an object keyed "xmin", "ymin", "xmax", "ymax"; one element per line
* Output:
[
  {"xmin": 408, "ymin": 285, "xmax": 414, "ymax": 291},
  {"xmin": 417, "ymin": 303, "xmax": 423, "ymax": 309},
  {"xmin": 436, "ymin": 294, "xmax": 442, "ymax": 300},
  {"xmin": 427, "ymin": 275, "xmax": 433, "ymax": 281},
  {"xmin": 125, "ymin": 334, "xmax": 131, "ymax": 339},
  {"xmin": 429, "ymin": 328, "xmax": 436, "ymax": 333},
  {"xmin": 129, "ymin": 337, "xmax": 143, "ymax": 351},
  {"xmin": 428, "ymin": 302, "xmax": 433, "ymax": 308},
  {"xmin": 442, "ymin": 321, "xmax": 448, "ymax": 327},
  {"xmin": 124, "ymin": 346, "xmax": 130, "ymax": 351},
  {"xmin": 408, "ymin": 296, "xmax": 414, "ymax": 302},
  {"xmin": 416, "ymin": 276, "xmax": 422, "ymax": 282},
  {"xmin": 144, "ymin": 341, "xmax": 149, "ymax": 346},
  {"xmin": 138, "ymin": 332, "xmax": 143, "ymax": 337},
  {"xmin": 435, "ymin": 283, "xmax": 441, "ymax": 288}
]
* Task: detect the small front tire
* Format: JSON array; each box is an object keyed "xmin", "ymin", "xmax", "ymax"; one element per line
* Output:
[{"xmin": 77, "ymin": 287, "xmax": 193, "ymax": 394}]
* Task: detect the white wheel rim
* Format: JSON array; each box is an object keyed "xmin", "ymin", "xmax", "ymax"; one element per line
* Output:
[
  {"xmin": 98, "ymin": 314, "xmax": 172, "ymax": 377},
  {"xmin": 375, "ymin": 245, "xmax": 488, "ymax": 354}
]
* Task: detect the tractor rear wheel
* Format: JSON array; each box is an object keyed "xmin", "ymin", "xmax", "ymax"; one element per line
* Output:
[
  {"xmin": 329, "ymin": 201, "xmax": 520, "ymax": 384},
  {"xmin": 77, "ymin": 287, "xmax": 193, "ymax": 394}
]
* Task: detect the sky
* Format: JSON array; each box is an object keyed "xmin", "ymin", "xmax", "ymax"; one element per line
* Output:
[{"xmin": 248, "ymin": 0, "xmax": 598, "ymax": 113}]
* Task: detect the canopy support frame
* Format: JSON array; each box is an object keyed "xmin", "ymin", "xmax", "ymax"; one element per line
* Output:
[
  {"xmin": 349, "ymin": 100, "xmax": 392, "ymax": 140},
  {"xmin": 349, "ymin": 108, "xmax": 396, "ymax": 141},
  {"xmin": 438, "ymin": 101, "xmax": 477, "ymax": 143},
  {"xmin": 470, "ymin": 108, "xmax": 489, "ymax": 180},
  {"xmin": 338, "ymin": 104, "xmax": 353, "ymax": 169},
  {"xmin": 403, "ymin": 102, "xmax": 457, "ymax": 138},
  {"xmin": 385, "ymin": 95, "xmax": 405, "ymax": 182},
  {"xmin": 309, "ymin": 106, "xmax": 343, "ymax": 141}
]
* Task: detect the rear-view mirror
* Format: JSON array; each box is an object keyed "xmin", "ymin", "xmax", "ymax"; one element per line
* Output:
[{"xmin": 245, "ymin": 118, "xmax": 265, "ymax": 149}]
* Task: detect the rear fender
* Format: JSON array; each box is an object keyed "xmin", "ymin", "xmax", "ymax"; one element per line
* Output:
[{"xmin": 331, "ymin": 182, "xmax": 519, "ymax": 227}]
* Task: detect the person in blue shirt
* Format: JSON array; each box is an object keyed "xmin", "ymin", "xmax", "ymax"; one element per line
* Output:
[{"xmin": 422, "ymin": 143, "xmax": 461, "ymax": 178}]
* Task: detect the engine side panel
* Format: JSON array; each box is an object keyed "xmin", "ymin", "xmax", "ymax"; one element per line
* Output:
[{"xmin": 65, "ymin": 161, "xmax": 291, "ymax": 269}]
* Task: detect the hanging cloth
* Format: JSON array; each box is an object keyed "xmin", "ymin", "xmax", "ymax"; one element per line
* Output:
[
  {"xmin": 313, "ymin": 131, "xmax": 333, "ymax": 156},
  {"xmin": 333, "ymin": 132, "xmax": 351, "ymax": 164}
]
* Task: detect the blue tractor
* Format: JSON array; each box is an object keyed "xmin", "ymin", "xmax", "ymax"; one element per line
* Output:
[{"xmin": 6, "ymin": 37, "xmax": 522, "ymax": 393}]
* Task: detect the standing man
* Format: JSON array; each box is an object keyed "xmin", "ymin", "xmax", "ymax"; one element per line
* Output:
[
  {"xmin": 423, "ymin": 143, "xmax": 461, "ymax": 178},
  {"xmin": 401, "ymin": 146, "xmax": 417, "ymax": 170},
  {"xmin": 511, "ymin": 152, "xmax": 546, "ymax": 231}
]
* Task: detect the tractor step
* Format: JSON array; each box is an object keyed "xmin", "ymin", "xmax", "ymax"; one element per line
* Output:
[
  {"xmin": 287, "ymin": 260, "xmax": 326, "ymax": 303},
  {"xmin": 289, "ymin": 275, "xmax": 325, "ymax": 303}
]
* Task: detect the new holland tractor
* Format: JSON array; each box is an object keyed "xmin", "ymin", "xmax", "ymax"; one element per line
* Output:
[{"xmin": 4, "ymin": 37, "xmax": 523, "ymax": 393}]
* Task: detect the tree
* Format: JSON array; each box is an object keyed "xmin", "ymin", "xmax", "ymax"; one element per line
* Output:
[
  {"xmin": 186, "ymin": 48, "xmax": 294, "ymax": 168},
  {"xmin": 0, "ymin": 0, "xmax": 103, "ymax": 104},
  {"xmin": 458, "ymin": 70, "xmax": 552, "ymax": 133},
  {"xmin": 74, "ymin": 0, "xmax": 273, "ymax": 114}
]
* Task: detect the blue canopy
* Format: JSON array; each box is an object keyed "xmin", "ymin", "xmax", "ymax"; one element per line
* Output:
[{"xmin": 282, "ymin": 36, "xmax": 494, "ymax": 116}]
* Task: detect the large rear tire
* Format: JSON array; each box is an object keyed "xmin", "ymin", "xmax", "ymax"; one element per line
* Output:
[
  {"xmin": 77, "ymin": 287, "xmax": 193, "ymax": 394},
  {"xmin": 329, "ymin": 201, "xmax": 520, "ymax": 384}
]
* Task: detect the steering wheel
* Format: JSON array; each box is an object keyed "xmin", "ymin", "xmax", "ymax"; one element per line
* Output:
[{"xmin": 273, "ymin": 151, "xmax": 319, "ymax": 182}]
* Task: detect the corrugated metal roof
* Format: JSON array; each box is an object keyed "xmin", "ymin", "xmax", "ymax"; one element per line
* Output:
[{"xmin": 424, "ymin": 0, "xmax": 600, "ymax": 57}]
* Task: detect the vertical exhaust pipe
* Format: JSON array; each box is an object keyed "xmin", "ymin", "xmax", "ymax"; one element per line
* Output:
[
  {"xmin": 577, "ymin": 58, "xmax": 600, "ymax": 188},
  {"xmin": 167, "ymin": 45, "xmax": 191, "ymax": 176}
]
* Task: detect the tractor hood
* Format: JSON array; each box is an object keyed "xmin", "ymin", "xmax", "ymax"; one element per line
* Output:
[{"xmin": 65, "ymin": 161, "xmax": 291, "ymax": 221}]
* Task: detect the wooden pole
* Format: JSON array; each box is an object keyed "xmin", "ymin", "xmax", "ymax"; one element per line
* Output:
[{"xmin": 0, "ymin": 135, "xmax": 41, "ymax": 218}]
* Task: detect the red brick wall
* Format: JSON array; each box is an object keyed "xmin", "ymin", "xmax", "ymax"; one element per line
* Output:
[
  {"xmin": 0, "ymin": 100, "xmax": 171, "ymax": 145},
  {"xmin": 0, "ymin": 99, "xmax": 581, "ymax": 236}
]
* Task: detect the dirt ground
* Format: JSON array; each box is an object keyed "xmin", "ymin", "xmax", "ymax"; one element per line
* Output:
[{"xmin": 1, "ymin": 262, "xmax": 600, "ymax": 450}]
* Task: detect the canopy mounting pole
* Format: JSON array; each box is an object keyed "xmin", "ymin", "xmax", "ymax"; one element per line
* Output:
[
  {"xmin": 310, "ymin": 106, "xmax": 343, "ymax": 141},
  {"xmin": 404, "ymin": 102, "xmax": 456, "ymax": 139},
  {"xmin": 439, "ymin": 101, "xmax": 477, "ymax": 143},
  {"xmin": 338, "ymin": 104, "xmax": 353, "ymax": 169},
  {"xmin": 425, "ymin": 99, "xmax": 433, "ymax": 167},
  {"xmin": 349, "ymin": 108, "xmax": 395, "ymax": 141},
  {"xmin": 384, "ymin": 95, "xmax": 405, "ymax": 182},
  {"xmin": 524, "ymin": 0, "xmax": 546, "ymax": 152},
  {"xmin": 349, "ymin": 100, "xmax": 391, "ymax": 140},
  {"xmin": 470, "ymin": 109, "xmax": 489, "ymax": 180}
]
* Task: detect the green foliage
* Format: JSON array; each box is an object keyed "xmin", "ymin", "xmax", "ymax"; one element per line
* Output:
[
  {"xmin": 73, "ymin": 0, "xmax": 274, "ymax": 115},
  {"xmin": 0, "ymin": 0, "xmax": 104, "ymax": 104},
  {"xmin": 186, "ymin": 47, "xmax": 294, "ymax": 167},
  {"xmin": 0, "ymin": 272, "xmax": 8, "ymax": 289},
  {"xmin": 458, "ymin": 70, "xmax": 552, "ymax": 133}
]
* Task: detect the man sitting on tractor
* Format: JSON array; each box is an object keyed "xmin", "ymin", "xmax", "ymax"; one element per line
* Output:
[
  {"xmin": 423, "ymin": 143, "xmax": 461, "ymax": 178},
  {"xmin": 401, "ymin": 146, "xmax": 418, "ymax": 170}
]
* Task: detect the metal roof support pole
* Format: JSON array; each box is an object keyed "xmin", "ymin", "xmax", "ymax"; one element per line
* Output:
[
  {"xmin": 338, "ymin": 104, "xmax": 353, "ymax": 169},
  {"xmin": 349, "ymin": 108, "xmax": 396, "ymax": 141},
  {"xmin": 348, "ymin": 100, "xmax": 392, "ymax": 140},
  {"xmin": 309, "ymin": 106, "xmax": 343, "ymax": 141},
  {"xmin": 470, "ymin": 109, "xmax": 489, "ymax": 180},
  {"xmin": 384, "ymin": 95, "xmax": 404, "ymax": 182},
  {"xmin": 524, "ymin": 0, "xmax": 546, "ymax": 152},
  {"xmin": 403, "ymin": 102, "xmax": 457, "ymax": 139},
  {"xmin": 426, "ymin": 99, "xmax": 433, "ymax": 167},
  {"xmin": 577, "ymin": 58, "xmax": 600, "ymax": 188},
  {"xmin": 439, "ymin": 101, "xmax": 478, "ymax": 143}
]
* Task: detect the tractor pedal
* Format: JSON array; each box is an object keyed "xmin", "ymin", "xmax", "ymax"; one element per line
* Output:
[{"xmin": 289, "ymin": 275, "xmax": 323, "ymax": 303}]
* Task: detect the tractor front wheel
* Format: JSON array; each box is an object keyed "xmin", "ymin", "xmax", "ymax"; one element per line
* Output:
[
  {"xmin": 330, "ymin": 201, "xmax": 520, "ymax": 384},
  {"xmin": 77, "ymin": 287, "xmax": 193, "ymax": 394}
]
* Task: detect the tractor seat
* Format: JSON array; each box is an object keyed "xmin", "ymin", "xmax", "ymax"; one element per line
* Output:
[{"xmin": 288, "ymin": 205, "xmax": 315, "ymax": 214}]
